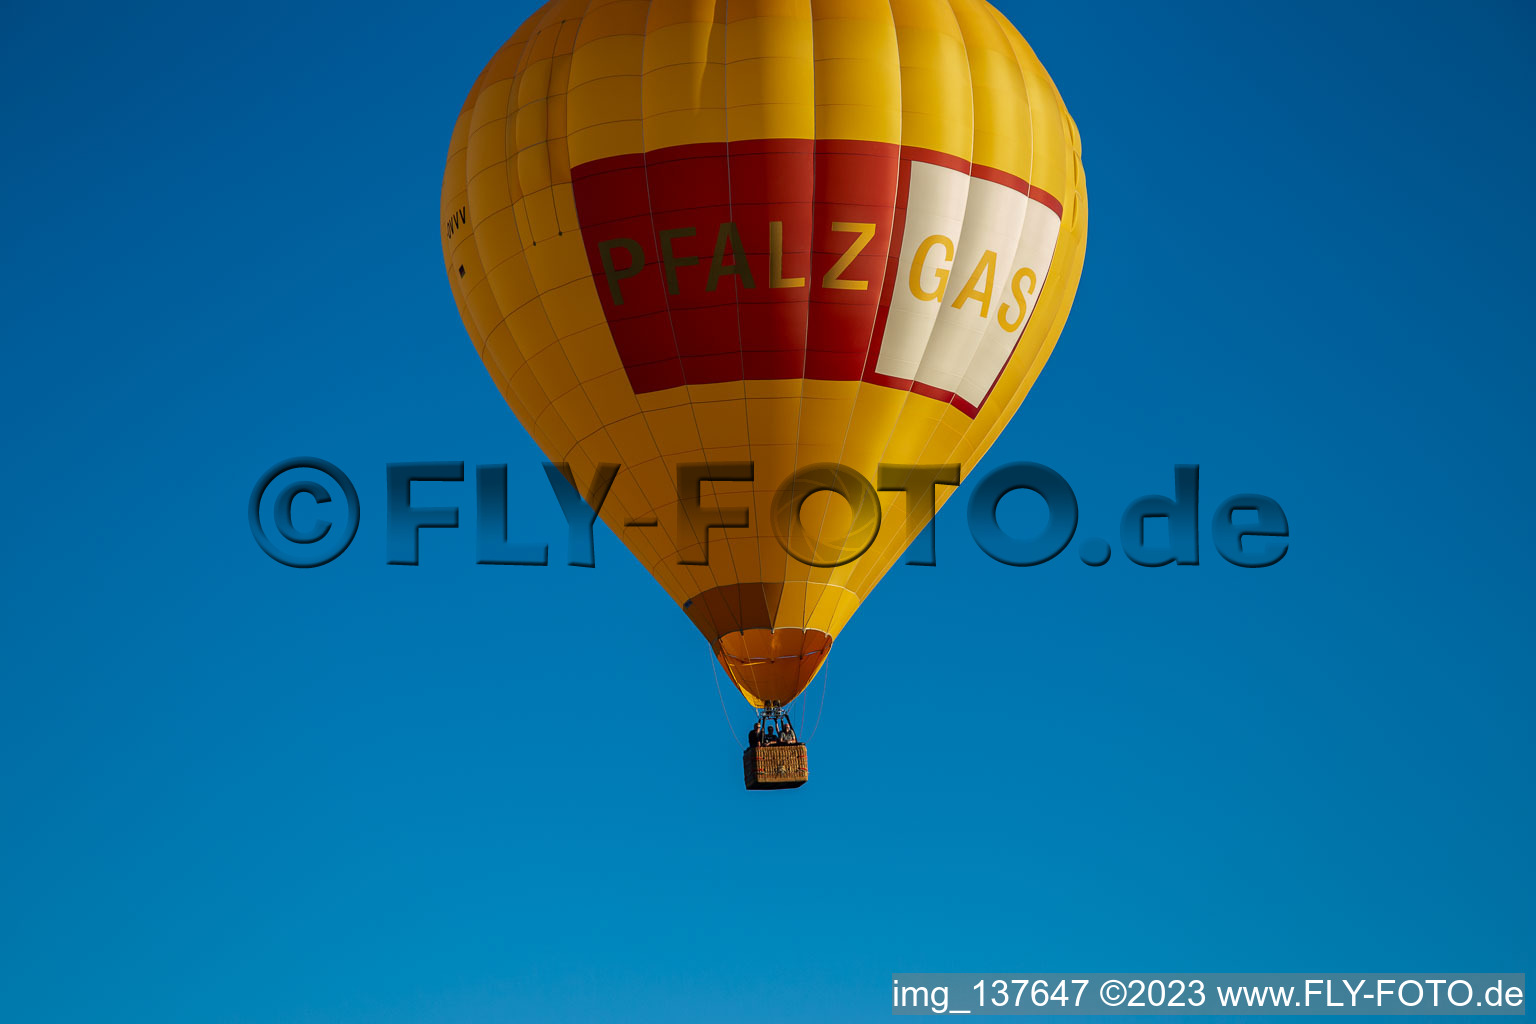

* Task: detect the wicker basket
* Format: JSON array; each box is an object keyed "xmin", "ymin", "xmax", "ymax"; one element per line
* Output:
[{"xmin": 743, "ymin": 743, "xmax": 809, "ymax": 790}]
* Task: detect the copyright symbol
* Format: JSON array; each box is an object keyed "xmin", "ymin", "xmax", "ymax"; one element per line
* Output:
[
  {"xmin": 1100, "ymin": 980, "xmax": 1127, "ymax": 1007},
  {"xmin": 248, "ymin": 457, "xmax": 359, "ymax": 568}
]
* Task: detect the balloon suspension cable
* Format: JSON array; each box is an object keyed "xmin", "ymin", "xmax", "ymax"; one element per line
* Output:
[
  {"xmin": 708, "ymin": 651, "xmax": 742, "ymax": 748},
  {"xmin": 809, "ymin": 658, "xmax": 830, "ymax": 742},
  {"xmin": 711, "ymin": 656, "xmax": 821, "ymax": 749}
]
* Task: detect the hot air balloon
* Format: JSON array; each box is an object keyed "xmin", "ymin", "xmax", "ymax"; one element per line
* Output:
[{"xmin": 440, "ymin": 0, "xmax": 1086, "ymax": 788}]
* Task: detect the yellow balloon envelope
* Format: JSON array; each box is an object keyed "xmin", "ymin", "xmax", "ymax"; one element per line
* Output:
[{"xmin": 441, "ymin": 0, "xmax": 1086, "ymax": 708}]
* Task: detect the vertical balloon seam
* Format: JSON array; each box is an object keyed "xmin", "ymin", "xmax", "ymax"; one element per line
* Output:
[
  {"xmin": 483, "ymin": 32, "xmax": 547, "ymax": 440},
  {"xmin": 553, "ymin": 0, "xmax": 696, "ymax": 608},
  {"xmin": 536, "ymin": 0, "xmax": 704, "ymax": 610},
  {"xmin": 450, "ymin": 36, "xmax": 544, "ymax": 456},
  {"xmin": 455, "ymin": 81, "xmax": 550, "ymax": 465},
  {"xmin": 811, "ymin": 0, "xmax": 927, "ymax": 620},
  {"xmin": 500, "ymin": 1, "xmax": 698, "ymax": 609},
  {"xmin": 552, "ymin": 1, "xmax": 700, "ymax": 608},
  {"xmin": 447, "ymin": 62, "xmax": 504, "ymax": 354},
  {"xmin": 817, "ymin": 0, "xmax": 890, "ymax": 669},
  {"xmin": 721, "ymin": 0, "xmax": 786, "ymax": 677},
  {"xmin": 482, "ymin": 6, "xmax": 567, "ymax": 453},
  {"xmin": 843, "ymin": 0, "xmax": 1063, "ymax": 606},
  {"xmin": 804, "ymin": 0, "xmax": 976, "ymax": 640},
  {"xmin": 762, "ymin": 0, "xmax": 809, "ymax": 654},
  {"xmin": 732, "ymin": 0, "xmax": 811, "ymax": 705},
  {"xmin": 765, "ymin": 0, "xmax": 825, "ymax": 669},
  {"xmin": 771, "ymin": 0, "xmax": 840, "ymax": 701},
  {"xmin": 975, "ymin": 0, "xmax": 1056, "ymax": 430},
  {"xmin": 844, "ymin": 0, "xmax": 970, "ymax": 602},
  {"xmin": 798, "ymin": 0, "xmax": 909, "ymax": 652},
  {"xmin": 963, "ymin": 2, "xmax": 1060, "ymax": 464},
  {"xmin": 899, "ymin": 0, "xmax": 1007, "ymax": 459},
  {"xmin": 883, "ymin": 0, "xmax": 1050, "ymax": 643},
  {"xmin": 879, "ymin": 0, "xmax": 1033, "ymax": 560},
  {"xmin": 967, "ymin": 0, "xmax": 1043, "ymax": 431},
  {"xmin": 847, "ymin": 0, "xmax": 1014, "ymax": 603},
  {"xmin": 829, "ymin": 0, "xmax": 958, "ymax": 620},
  {"xmin": 814, "ymin": 0, "xmax": 950, "ymax": 623},
  {"xmin": 470, "ymin": 16, "xmax": 557, "ymax": 446},
  {"xmin": 636, "ymin": 2, "xmax": 729, "ymax": 614},
  {"xmin": 756, "ymin": 0, "xmax": 812, "ymax": 660},
  {"xmin": 712, "ymin": 0, "xmax": 774, "ymax": 706},
  {"xmin": 450, "ymin": 8, "xmax": 727, "ymax": 687},
  {"xmin": 728, "ymin": 2, "xmax": 801, "ymax": 695},
  {"xmin": 519, "ymin": 0, "xmax": 597, "ymax": 462},
  {"xmin": 562, "ymin": 0, "xmax": 700, "ymax": 604},
  {"xmin": 958, "ymin": 5, "xmax": 1085, "ymax": 480},
  {"xmin": 666, "ymin": 1, "xmax": 764, "ymax": 648},
  {"xmin": 941, "ymin": 0, "xmax": 1067, "ymax": 519},
  {"xmin": 483, "ymin": 9, "xmax": 579, "ymax": 459},
  {"xmin": 494, "ymin": 9, "xmax": 571, "ymax": 433},
  {"xmin": 658, "ymin": 3, "xmax": 744, "ymax": 615},
  {"xmin": 803, "ymin": 0, "xmax": 875, "ymax": 674},
  {"xmin": 774, "ymin": 0, "xmax": 898, "ymax": 697},
  {"xmin": 632, "ymin": 0, "xmax": 757, "ymax": 689},
  {"xmin": 793, "ymin": 0, "xmax": 848, "ymax": 655}
]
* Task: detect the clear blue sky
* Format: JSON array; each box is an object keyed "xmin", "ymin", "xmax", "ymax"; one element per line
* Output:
[{"xmin": 2, "ymin": 2, "xmax": 1532, "ymax": 1021}]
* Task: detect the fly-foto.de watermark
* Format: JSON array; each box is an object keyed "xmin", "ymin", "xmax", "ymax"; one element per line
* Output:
[
  {"xmin": 248, "ymin": 459, "xmax": 1288, "ymax": 571},
  {"xmin": 891, "ymin": 974, "xmax": 1524, "ymax": 1015}
]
